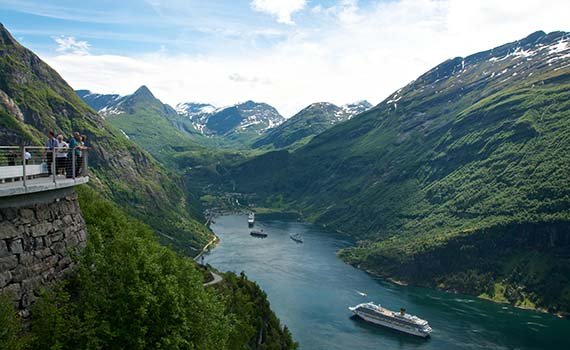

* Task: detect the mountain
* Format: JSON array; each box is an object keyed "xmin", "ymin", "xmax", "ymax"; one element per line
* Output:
[
  {"xmin": 226, "ymin": 31, "xmax": 570, "ymax": 313},
  {"xmin": 206, "ymin": 101, "xmax": 284, "ymax": 136},
  {"xmin": 0, "ymin": 23, "xmax": 211, "ymax": 254},
  {"xmin": 76, "ymin": 85, "xmax": 212, "ymax": 166},
  {"xmin": 175, "ymin": 102, "xmax": 216, "ymax": 133},
  {"xmin": 78, "ymin": 85, "xmax": 179, "ymax": 119},
  {"xmin": 75, "ymin": 89, "xmax": 122, "ymax": 112},
  {"xmin": 252, "ymin": 101, "xmax": 372, "ymax": 149},
  {"xmin": 176, "ymin": 100, "xmax": 285, "ymax": 146},
  {"xmin": 340, "ymin": 100, "xmax": 373, "ymax": 116},
  {"xmin": 80, "ymin": 90, "xmax": 283, "ymax": 151}
]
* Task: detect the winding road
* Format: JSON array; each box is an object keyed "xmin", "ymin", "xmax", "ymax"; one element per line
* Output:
[
  {"xmin": 203, "ymin": 271, "xmax": 223, "ymax": 286},
  {"xmin": 195, "ymin": 236, "xmax": 224, "ymax": 286}
]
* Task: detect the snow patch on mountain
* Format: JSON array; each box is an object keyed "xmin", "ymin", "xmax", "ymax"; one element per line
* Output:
[{"xmin": 176, "ymin": 101, "xmax": 284, "ymax": 136}]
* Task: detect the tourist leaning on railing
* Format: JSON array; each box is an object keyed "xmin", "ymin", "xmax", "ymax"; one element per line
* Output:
[
  {"xmin": 66, "ymin": 132, "xmax": 85, "ymax": 178},
  {"xmin": 1, "ymin": 133, "xmax": 89, "ymax": 186}
]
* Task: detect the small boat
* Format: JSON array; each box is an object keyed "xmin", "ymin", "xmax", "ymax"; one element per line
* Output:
[
  {"xmin": 250, "ymin": 229, "xmax": 267, "ymax": 238},
  {"xmin": 248, "ymin": 212, "xmax": 255, "ymax": 227},
  {"xmin": 290, "ymin": 233, "xmax": 303, "ymax": 243}
]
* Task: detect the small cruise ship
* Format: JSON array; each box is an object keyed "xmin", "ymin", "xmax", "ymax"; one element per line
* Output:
[
  {"xmin": 349, "ymin": 302, "xmax": 432, "ymax": 337},
  {"xmin": 250, "ymin": 229, "xmax": 267, "ymax": 238},
  {"xmin": 290, "ymin": 233, "xmax": 303, "ymax": 243},
  {"xmin": 248, "ymin": 212, "xmax": 255, "ymax": 227}
]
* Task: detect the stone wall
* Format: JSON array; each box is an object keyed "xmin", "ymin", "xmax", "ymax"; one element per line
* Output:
[{"xmin": 0, "ymin": 187, "xmax": 87, "ymax": 315}]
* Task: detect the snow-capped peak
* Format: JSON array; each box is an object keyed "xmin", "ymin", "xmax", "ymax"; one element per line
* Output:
[{"xmin": 341, "ymin": 100, "xmax": 373, "ymax": 118}]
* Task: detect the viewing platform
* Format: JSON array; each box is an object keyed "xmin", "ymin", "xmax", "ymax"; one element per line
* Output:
[
  {"xmin": 0, "ymin": 146, "xmax": 89, "ymax": 199},
  {"xmin": 0, "ymin": 145, "xmax": 90, "ymax": 314}
]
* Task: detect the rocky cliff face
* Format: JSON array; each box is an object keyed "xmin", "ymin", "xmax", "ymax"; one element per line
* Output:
[{"xmin": 0, "ymin": 188, "xmax": 87, "ymax": 316}]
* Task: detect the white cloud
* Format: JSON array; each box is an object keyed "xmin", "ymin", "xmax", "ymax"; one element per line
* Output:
[
  {"xmin": 54, "ymin": 36, "xmax": 90, "ymax": 55},
  {"xmin": 228, "ymin": 73, "xmax": 271, "ymax": 85},
  {"xmin": 313, "ymin": 0, "xmax": 361, "ymax": 24},
  {"xmin": 251, "ymin": 0, "xmax": 307, "ymax": 24},
  {"xmin": 43, "ymin": 0, "xmax": 570, "ymax": 117}
]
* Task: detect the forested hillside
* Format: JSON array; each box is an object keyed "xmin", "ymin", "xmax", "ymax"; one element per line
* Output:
[
  {"xmin": 225, "ymin": 31, "xmax": 570, "ymax": 313},
  {"xmin": 0, "ymin": 187, "xmax": 297, "ymax": 350}
]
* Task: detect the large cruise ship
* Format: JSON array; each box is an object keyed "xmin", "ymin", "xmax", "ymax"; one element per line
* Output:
[
  {"xmin": 247, "ymin": 213, "xmax": 255, "ymax": 227},
  {"xmin": 349, "ymin": 302, "xmax": 432, "ymax": 337}
]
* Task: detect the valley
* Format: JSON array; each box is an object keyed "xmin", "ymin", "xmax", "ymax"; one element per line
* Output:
[
  {"xmin": 1, "ymin": 11, "xmax": 570, "ymax": 349},
  {"xmin": 0, "ymin": 23, "xmax": 296, "ymax": 349},
  {"xmin": 205, "ymin": 214, "xmax": 570, "ymax": 350},
  {"xmin": 73, "ymin": 30, "xmax": 570, "ymax": 316}
]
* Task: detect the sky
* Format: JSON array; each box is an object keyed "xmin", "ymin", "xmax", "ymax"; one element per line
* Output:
[{"xmin": 1, "ymin": 0, "xmax": 569, "ymax": 117}]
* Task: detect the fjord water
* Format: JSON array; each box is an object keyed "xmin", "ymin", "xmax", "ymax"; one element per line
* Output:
[{"xmin": 205, "ymin": 215, "xmax": 570, "ymax": 350}]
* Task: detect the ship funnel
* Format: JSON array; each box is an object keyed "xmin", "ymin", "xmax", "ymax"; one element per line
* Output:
[{"xmin": 400, "ymin": 308, "xmax": 406, "ymax": 315}]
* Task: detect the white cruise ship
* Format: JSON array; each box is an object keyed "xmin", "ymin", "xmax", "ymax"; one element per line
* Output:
[
  {"xmin": 247, "ymin": 212, "xmax": 255, "ymax": 227},
  {"xmin": 349, "ymin": 302, "xmax": 432, "ymax": 337}
]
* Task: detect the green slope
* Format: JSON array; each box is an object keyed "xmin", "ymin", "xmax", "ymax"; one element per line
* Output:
[
  {"xmin": 0, "ymin": 187, "xmax": 297, "ymax": 350},
  {"xmin": 252, "ymin": 102, "xmax": 351, "ymax": 150},
  {"xmin": 101, "ymin": 86, "xmax": 212, "ymax": 168},
  {"xmin": 0, "ymin": 23, "xmax": 210, "ymax": 254},
  {"xmin": 227, "ymin": 31, "xmax": 570, "ymax": 313}
]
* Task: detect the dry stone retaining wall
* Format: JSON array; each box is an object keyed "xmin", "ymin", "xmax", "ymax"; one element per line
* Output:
[{"xmin": 0, "ymin": 187, "xmax": 87, "ymax": 315}]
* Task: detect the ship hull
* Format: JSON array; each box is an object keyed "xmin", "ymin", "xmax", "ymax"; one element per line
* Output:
[
  {"xmin": 350, "ymin": 309, "xmax": 430, "ymax": 338},
  {"xmin": 250, "ymin": 232, "xmax": 267, "ymax": 238},
  {"xmin": 290, "ymin": 236, "xmax": 303, "ymax": 243}
]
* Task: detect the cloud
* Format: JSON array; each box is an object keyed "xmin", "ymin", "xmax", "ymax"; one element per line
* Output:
[
  {"xmin": 0, "ymin": 0, "xmax": 142, "ymax": 24},
  {"xmin": 228, "ymin": 73, "xmax": 270, "ymax": 85},
  {"xmin": 251, "ymin": 0, "xmax": 307, "ymax": 24},
  {"xmin": 312, "ymin": 0, "xmax": 361, "ymax": 24},
  {"xmin": 54, "ymin": 36, "xmax": 90, "ymax": 55},
  {"xmin": 42, "ymin": 0, "xmax": 570, "ymax": 117}
]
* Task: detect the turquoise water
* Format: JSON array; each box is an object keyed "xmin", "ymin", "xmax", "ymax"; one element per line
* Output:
[{"xmin": 205, "ymin": 215, "xmax": 570, "ymax": 350}]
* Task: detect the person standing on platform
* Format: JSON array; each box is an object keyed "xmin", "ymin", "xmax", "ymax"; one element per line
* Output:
[
  {"xmin": 66, "ymin": 132, "xmax": 82, "ymax": 178},
  {"xmin": 45, "ymin": 130, "xmax": 57, "ymax": 176},
  {"xmin": 78, "ymin": 134, "xmax": 87, "ymax": 175},
  {"xmin": 55, "ymin": 134, "xmax": 68, "ymax": 175}
]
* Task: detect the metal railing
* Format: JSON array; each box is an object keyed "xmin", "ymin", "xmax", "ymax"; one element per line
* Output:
[{"xmin": 0, "ymin": 146, "xmax": 89, "ymax": 187}]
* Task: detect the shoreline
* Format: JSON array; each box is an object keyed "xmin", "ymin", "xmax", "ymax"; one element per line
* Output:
[
  {"xmin": 346, "ymin": 260, "xmax": 569, "ymax": 320},
  {"xmin": 206, "ymin": 209, "xmax": 569, "ymax": 320},
  {"xmin": 194, "ymin": 234, "xmax": 219, "ymax": 262}
]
